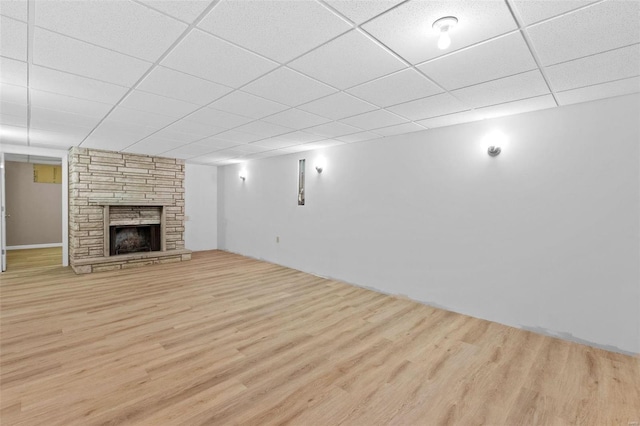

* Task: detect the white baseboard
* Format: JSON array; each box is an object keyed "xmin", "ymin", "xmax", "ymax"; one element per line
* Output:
[{"xmin": 6, "ymin": 243, "xmax": 63, "ymax": 250}]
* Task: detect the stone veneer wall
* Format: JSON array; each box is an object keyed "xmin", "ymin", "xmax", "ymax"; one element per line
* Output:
[{"xmin": 68, "ymin": 147, "xmax": 190, "ymax": 273}]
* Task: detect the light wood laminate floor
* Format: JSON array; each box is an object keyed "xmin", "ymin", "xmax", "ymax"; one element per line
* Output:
[
  {"xmin": 1, "ymin": 250, "xmax": 638, "ymax": 425},
  {"xmin": 6, "ymin": 247, "xmax": 62, "ymax": 271}
]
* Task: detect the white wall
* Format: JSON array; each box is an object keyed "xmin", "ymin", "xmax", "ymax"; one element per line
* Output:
[
  {"xmin": 218, "ymin": 94, "xmax": 640, "ymax": 354},
  {"xmin": 184, "ymin": 163, "xmax": 218, "ymax": 251}
]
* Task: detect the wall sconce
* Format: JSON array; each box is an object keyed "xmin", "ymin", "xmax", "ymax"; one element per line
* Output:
[
  {"xmin": 315, "ymin": 157, "xmax": 326, "ymax": 173},
  {"xmin": 487, "ymin": 146, "xmax": 501, "ymax": 157},
  {"xmin": 239, "ymin": 169, "xmax": 247, "ymax": 180}
]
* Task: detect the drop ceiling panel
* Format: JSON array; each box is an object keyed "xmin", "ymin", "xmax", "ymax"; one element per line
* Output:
[
  {"xmin": 346, "ymin": 69, "xmax": 442, "ymax": 108},
  {"xmin": 416, "ymin": 110, "xmax": 484, "ymax": 129},
  {"xmin": 527, "ymin": 1, "xmax": 640, "ymax": 66},
  {"xmin": 30, "ymin": 90, "xmax": 113, "ymax": 118},
  {"xmin": 33, "ymin": 28, "xmax": 150, "ymax": 86},
  {"xmin": 119, "ymin": 90, "xmax": 200, "ymax": 118},
  {"xmin": 298, "ymin": 92, "xmax": 377, "ymax": 120},
  {"xmin": 82, "ymin": 120, "xmax": 159, "ymax": 151},
  {"xmin": 160, "ymin": 120, "xmax": 227, "ymax": 138},
  {"xmin": 288, "ymin": 30, "xmax": 406, "ymax": 90},
  {"xmin": 340, "ymin": 109, "xmax": 408, "ymax": 131},
  {"xmin": 137, "ymin": 66, "xmax": 232, "ymax": 105},
  {"xmin": 268, "ymin": 130, "xmax": 325, "ymax": 143},
  {"xmin": 0, "ymin": 102, "xmax": 27, "ymax": 127},
  {"xmin": 30, "ymin": 66, "xmax": 128, "ymax": 104},
  {"xmin": 0, "ymin": 57, "xmax": 27, "ymax": 86},
  {"xmin": 262, "ymin": 108, "xmax": 331, "ymax": 130},
  {"xmin": 335, "ymin": 131, "xmax": 381, "ymax": 143},
  {"xmin": 241, "ymin": 68, "xmax": 337, "ymax": 107},
  {"xmin": 124, "ymin": 136, "xmax": 186, "ymax": 155},
  {"xmin": 556, "ymin": 77, "xmax": 640, "ymax": 106},
  {"xmin": 418, "ymin": 32, "xmax": 537, "ymax": 90},
  {"xmin": 251, "ymin": 137, "xmax": 303, "ymax": 149},
  {"xmin": 324, "ymin": 0, "xmax": 404, "ymax": 24},
  {"xmin": 30, "ymin": 129, "xmax": 83, "ymax": 148},
  {"xmin": 161, "ymin": 29, "xmax": 278, "ymax": 88},
  {"xmin": 373, "ymin": 122, "xmax": 426, "ymax": 137},
  {"xmin": 35, "ymin": 0, "xmax": 187, "ymax": 62},
  {"xmin": 234, "ymin": 121, "xmax": 294, "ymax": 138},
  {"xmin": 304, "ymin": 121, "xmax": 361, "ymax": 138},
  {"xmin": 0, "ymin": 125, "xmax": 28, "ymax": 145},
  {"xmin": 162, "ymin": 144, "xmax": 215, "ymax": 159},
  {"xmin": 473, "ymin": 94, "xmax": 556, "ymax": 120},
  {"xmin": 1, "ymin": 16, "xmax": 27, "ymax": 61},
  {"xmin": 545, "ymin": 45, "xmax": 640, "ymax": 92},
  {"xmin": 137, "ymin": 0, "xmax": 212, "ymax": 24},
  {"xmin": 185, "ymin": 107, "xmax": 253, "ymax": 128},
  {"xmin": 512, "ymin": 0, "xmax": 598, "ymax": 25},
  {"xmin": 213, "ymin": 129, "xmax": 263, "ymax": 143},
  {"xmin": 209, "ymin": 91, "xmax": 288, "ymax": 119},
  {"xmin": 30, "ymin": 107, "xmax": 102, "ymax": 130},
  {"xmin": 388, "ymin": 92, "xmax": 468, "ymax": 121},
  {"xmin": 0, "ymin": 0, "xmax": 28, "ymax": 22},
  {"xmin": 107, "ymin": 106, "xmax": 177, "ymax": 128},
  {"xmin": 451, "ymin": 70, "xmax": 549, "ymax": 108},
  {"xmin": 1, "ymin": 83, "xmax": 27, "ymax": 105},
  {"xmin": 193, "ymin": 136, "xmax": 242, "ymax": 150},
  {"xmin": 362, "ymin": 0, "xmax": 517, "ymax": 64},
  {"xmin": 198, "ymin": 0, "xmax": 351, "ymax": 63}
]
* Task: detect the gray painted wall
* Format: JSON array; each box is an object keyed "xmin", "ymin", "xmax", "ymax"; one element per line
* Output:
[{"xmin": 217, "ymin": 94, "xmax": 640, "ymax": 354}]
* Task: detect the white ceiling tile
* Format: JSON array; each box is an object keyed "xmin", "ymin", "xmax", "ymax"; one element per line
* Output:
[
  {"xmin": 107, "ymin": 106, "xmax": 177, "ymax": 128},
  {"xmin": 416, "ymin": 110, "xmax": 484, "ymax": 129},
  {"xmin": 29, "ymin": 129, "xmax": 83, "ymax": 148},
  {"xmin": 298, "ymin": 92, "xmax": 377, "ymax": 120},
  {"xmin": 0, "ymin": 124, "xmax": 28, "ymax": 145},
  {"xmin": 0, "ymin": 101, "xmax": 27, "ymax": 127},
  {"xmin": 474, "ymin": 94, "xmax": 556, "ymax": 119},
  {"xmin": 137, "ymin": 0, "xmax": 212, "ymax": 23},
  {"xmin": 373, "ymin": 122, "xmax": 426, "ymax": 137},
  {"xmin": 362, "ymin": 0, "xmax": 517, "ymax": 64},
  {"xmin": 33, "ymin": 28, "xmax": 150, "ymax": 86},
  {"xmin": 209, "ymin": 91, "xmax": 288, "ymax": 119},
  {"xmin": 162, "ymin": 144, "xmax": 215, "ymax": 159},
  {"xmin": 30, "ymin": 107, "xmax": 102, "ymax": 130},
  {"xmin": 512, "ymin": 0, "xmax": 598, "ymax": 25},
  {"xmin": 1, "ymin": 16, "xmax": 27, "ymax": 61},
  {"xmin": 120, "ymin": 90, "xmax": 200, "ymax": 118},
  {"xmin": 124, "ymin": 136, "xmax": 186, "ymax": 155},
  {"xmin": 160, "ymin": 120, "xmax": 226, "ymax": 138},
  {"xmin": 300, "ymin": 139, "xmax": 345, "ymax": 150},
  {"xmin": 335, "ymin": 131, "xmax": 381, "ymax": 143},
  {"xmin": 451, "ymin": 70, "xmax": 549, "ymax": 108},
  {"xmin": 81, "ymin": 120, "xmax": 159, "ymax": 151},
  {"xmin": 387, "ymin": 92, "xmax": 468, "ymax": 120},
  {"xmin": 242, "ymin": 67, "xmax": 337, "ymax": 107},
  {"xmin": 340, "ymin": 109, "xmax": 408, "ymax": 130},
  {"xmin": 213, "ymin": 129, "xmax": 263, "ymax": 143},
  {"xmin": 223, "ymin": 143, "xmax": 271, "ymax": 154},
  {"xmin": 279, "ymin": 143, "xmax": 319, "ymax": 153},
  {"xmin": 546, "ymin": 45, "xmax": 640, "ymax": 92},
  {"xmin": 192, "ymin": 136, "xmax": 241, "ymax": 150},
  {"xmin": 35, "ymin": 0, "xmax": 187, "ymax": 62},
  {"xmin": 418, "ymin": 32, "xmax": 537, "ymax": 90},
  {"xmin": 161, "ymin": 29, "xmax": 278, "ymax": 88},
  {"xmin": 30, "ymin": 90, "xmax": 113, "ymax": 118},
  {"xmin": 262, "ymin": 108, "xmax": 331, "ymax": 130},
  {"xmin": 30, "ymin": 66, "xmax": 128, "ymax": 104},
  {"xmin": 0, "ymin": 57, "xmax": 27, "ymax": 86},
  {"xmin": 347, "ymin": 68, "xmax": 442, "ymax": 107},
  {"xmin": 527, "ymin": 1, "xmax": 640, "ymax": 66},
  {"xmin": 137, "ymin": 66, "xmax": 232, "ymax": 105},
  {"xmin": 251, "ymin": 137, "xmax": 302, "ymax": 149},
  {"xmin": 194, "ymin": 152, "xmax": 239, "ymax": 164},
  {"xmin": 0, "ymin": 0, "xmax": 28, "ymax": 22},
  {"xmin": 288, "ymin": 30, "xmax": 406, "ymax": 89},
  {"xmin": 1, "ymin": 83, "xmax": 27, "ymax": 105},
  {"xmin": 185, "ymin": 107, "xmax": 253, "ymax": 128},
  {"xmin": 198, "ymin": 0, "xmax": 351, "ymax": 63},
  {"xmin": 556, "ymin": 77, "xmax": 640, "ymax": 106},
  {"xmin": 324, "ymin": 0, "xmax": 404, "ymax": 24},
  {"xmin": 234, "ymin": 121, "xmax": 294, "ymax": 138},
  {"xmin": 304, "ymin": 121, "xmax": 361, "ymax": 138}
]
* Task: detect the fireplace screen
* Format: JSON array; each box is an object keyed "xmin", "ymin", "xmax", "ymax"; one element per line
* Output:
[{"xmin": 109, "ymin": 224, "xmax": 161, "ymax": 256}]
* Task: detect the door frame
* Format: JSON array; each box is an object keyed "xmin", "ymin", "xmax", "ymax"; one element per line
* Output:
[{"xmin": 0, "ymin": 145, "xmax": 69, "ymax": 268}]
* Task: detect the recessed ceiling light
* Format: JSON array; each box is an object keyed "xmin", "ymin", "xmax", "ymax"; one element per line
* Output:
[{"xmin": 432, "ymin": 16, "xmax": 458, "ymax": 50}]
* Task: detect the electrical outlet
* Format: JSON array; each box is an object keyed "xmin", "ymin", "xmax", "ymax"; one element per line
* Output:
[{"xmin": 276, "ymin": 236, "xmax": 280, "ymax": 243}]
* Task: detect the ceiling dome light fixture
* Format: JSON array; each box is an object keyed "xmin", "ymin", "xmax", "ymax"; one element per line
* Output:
[{"xmin": 432, "ymin": 16, "xmax": 458, "ymax": 50}]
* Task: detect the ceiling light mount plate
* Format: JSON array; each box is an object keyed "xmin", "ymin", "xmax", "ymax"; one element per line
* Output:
[{"xmin": 432, "ymin": 16, "xmax": 458, "ymax": 32}]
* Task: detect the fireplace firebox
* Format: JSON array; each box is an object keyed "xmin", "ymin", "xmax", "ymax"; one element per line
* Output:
[{"xmin": 109, "ymin": 224, "xmax": 161, "ymax": 256}]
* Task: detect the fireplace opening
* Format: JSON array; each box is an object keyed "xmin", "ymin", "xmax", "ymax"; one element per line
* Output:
[{"xmin": 109, "ymin": 224, "xmax": 161, "ymax": 256}]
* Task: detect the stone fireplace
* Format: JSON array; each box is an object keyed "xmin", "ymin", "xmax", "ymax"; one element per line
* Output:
[{"xmin": 68, "ymin": 147, "xmax": 191, "ymax": 274}]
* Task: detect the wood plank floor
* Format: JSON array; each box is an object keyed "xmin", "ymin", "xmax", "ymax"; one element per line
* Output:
[
  {"xmin": 6, "ymin": 247, "xmax": 62, "ymax": 271},
  {"xmin": 1, "ymin": 250, "xmax": 638, "ymax": 425}
]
